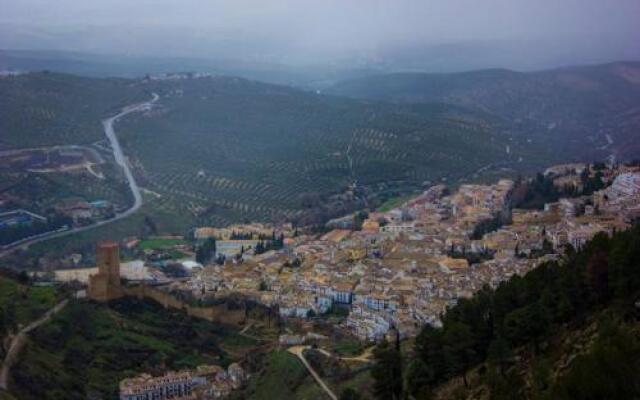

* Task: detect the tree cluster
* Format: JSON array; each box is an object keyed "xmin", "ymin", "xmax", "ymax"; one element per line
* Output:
[
  {"xmin": 253, "ymin": 233, "xmax": 285, "ymax": 255},
  {"xmin": 195, "ymin": 237, "xmax": 216, "ymax": 264},
  {"xmin": 513, "ymin": 168, "xmax": 605, "ymax": 211}
]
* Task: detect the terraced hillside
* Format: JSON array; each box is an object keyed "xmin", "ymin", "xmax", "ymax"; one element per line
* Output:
[
  {"xmin": 0, "ymin": 72, "xmax": 148, "ymax": 148},
  {"xmin": 327, "ymin": 62, "xmax": 640, "ymax": 161},
  {"xmin": 115, "ymin": 76, "xmax": 541, "ymax": 228}
]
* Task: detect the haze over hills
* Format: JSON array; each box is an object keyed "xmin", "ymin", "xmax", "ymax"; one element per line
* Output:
[
  {"xmin": 2, "ymin": 0, "xmax": 639, "ymax": 77},
  {"xmin": 0, "ymin": 49, "xmax": 382, "ymax": 89},
  {"xmin": 327, "ymin": 62, "xmax": 640, "ymax": 162}
]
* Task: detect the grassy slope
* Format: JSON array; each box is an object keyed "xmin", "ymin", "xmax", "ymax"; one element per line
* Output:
[
  {"xmin": 0, "ymin": 275, "xmax": 61, "ymax": 327},
  {"xmin": 235, "ymin": 350, "xmax": 328, "ymax": 400},
  {"xmin": 10, "ymin": 297, "xmax": 245, "ymax": 400},
  {"xmin": 137, "ymin": 237, "xmax": 186, "ymax": 250},
  {"xmin": 377, "ymin": 194, "xmax": 417, "ymax": 213}
]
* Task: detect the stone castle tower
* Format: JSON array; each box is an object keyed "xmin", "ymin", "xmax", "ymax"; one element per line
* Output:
[{"xmin": 88, "ymin": 241, "xmax": 124, "ymax": 301}]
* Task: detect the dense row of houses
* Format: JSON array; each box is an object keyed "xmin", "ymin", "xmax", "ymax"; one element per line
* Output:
[{"xmin": 179, "ymin": 164, "xmax": 639, "ymax": 341}]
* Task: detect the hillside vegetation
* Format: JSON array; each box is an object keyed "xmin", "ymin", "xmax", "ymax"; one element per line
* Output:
[
  {"xmin": 0, "ymin": 72, "xmax": 550, "ymax": 232},
  {"xmin": 117, "ymin": 76, "xmax": 540, "ymax": 228},
  {"xmin": 8, "ymin": 67, "xmax": 633, "ymax": 231},
  {"xmin": 0, "ymin": 72, "xmax": 148, "ymax": 148},
  {"xmin": 327, "ymin": 62, "xmax": 640, "ymax": 161},
  {"xmin": 9, "ymin": 297, "xmax": 248, "ymax": 400},
  {"xmin": 0, "ymin": 271, "xmax": 64, "ymax": 340}
]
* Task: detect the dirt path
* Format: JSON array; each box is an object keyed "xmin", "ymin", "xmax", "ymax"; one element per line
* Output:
[
  {"xmin": 288, "ymin": 345, "xmax": 337, "ymax": 400},
  {"xmin": 338, "ymin": 345, "xmax": 375, "ymax": 363},
  {"xmin": 0, "ymin": 299, "xmax": 68, "ymax": 391}
]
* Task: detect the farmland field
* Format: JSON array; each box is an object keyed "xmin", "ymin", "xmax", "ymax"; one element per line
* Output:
[
  {"xmin": 0, "ymin": 72, "xmax": 552, "ymax": 234},
  {"xmin": 116, "ymin": 76, "xmax": 547, "ymax": 227},
  {"xmin": 137, "ymin": 237, "xmax": 187, "ymax": 250},
  {"xmin": 0, "ymin": 72, "xmax": 148, "ymax": 148}
]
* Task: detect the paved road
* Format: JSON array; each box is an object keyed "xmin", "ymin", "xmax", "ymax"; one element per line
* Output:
[
  {"xmin": 0, "ymin": 299, "xmax": 69, "ymax": 391},
  {"xmin": 104, "ymin": 93, "xmax": 159, "ymax": 217},
  {"xmin": 0, "ymin": 94, "xmax": 159, "ymax": 258},
  {"xmin": 288, "ymin": 345, "xmax": 338, "ymax": 400}
]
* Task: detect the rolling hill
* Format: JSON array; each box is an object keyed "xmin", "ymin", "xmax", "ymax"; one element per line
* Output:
[
  {"xmin": 0, "ymin": 49, "xmax": 382, "ymax": 89},
  {"xmin": 327, "ymin": 62, "xmax": 640, "ymax": 162},
  {"xmin": 0, "ymin": 71, "xmax": 552, "ymax": 233},
  {"xmin": 0, "ymin": 72, "xmax": 149, "ymax": 148},
  {"xmin": 115, "ymin": 75, "xmax": 543, "ymax": 229}
]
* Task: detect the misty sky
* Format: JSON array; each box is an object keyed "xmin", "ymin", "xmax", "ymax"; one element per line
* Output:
[{"xmin": 1, "ymin": 0, "xmax": 639, "ymax": 69}]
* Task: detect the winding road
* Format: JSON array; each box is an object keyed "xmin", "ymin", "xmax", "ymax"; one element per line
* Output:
[
  {"xmin": 104, "ymin": 93, "xmax": 159, "ymax": 217},
  {"xmin": 0, "ymin": 94, "xmax": 158, "ymax": 257}
]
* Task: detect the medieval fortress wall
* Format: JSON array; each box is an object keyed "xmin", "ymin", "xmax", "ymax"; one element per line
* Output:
[{"xmin": 88, "ymin": 241, "xmax": 246, "ymax": 326}]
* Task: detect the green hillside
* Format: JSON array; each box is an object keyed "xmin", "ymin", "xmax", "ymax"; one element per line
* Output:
[
  {"xmin": 327, "ymin": 62, "xmax": 640, "ymax": 161},
  {"xmin": 116, "ymin": 76, "xmax": 541, "ymax": 228},
  {"xmin": 0, "ymin": 72, "xmax": 148, "ymax": 148},
  {"xmin": 0, "ymin": 72, "xmax": 549, "ymax": 232},
  {"xmin": 0, "ymin": 271, "xmax": 65, "ymax": 333},
  {"xmin": 10, "ymin": 298, "xmax": 249, "ymax": 400}
]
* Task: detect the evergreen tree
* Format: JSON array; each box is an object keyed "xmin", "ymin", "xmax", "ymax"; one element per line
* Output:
[
  {"xmin": 487, "ymin": 336, "xmax": 511, "ymax": 377},
  {"xmin": 443, "ymin": 321, "xmax": 475, "ymax": 386},
  {"xmin": 371, "ymin": 339, "xmax": 403, "ymax": 400},
  {"xmin": 339, "ymin": 388, "xmax": 362, "ymax": 400},
  {"xmin": 195, "ymin": 237, "xmax": 216, "ymax": 264}
]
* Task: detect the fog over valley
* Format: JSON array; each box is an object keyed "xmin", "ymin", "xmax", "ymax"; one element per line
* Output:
[{"xmin": 1, "ymin": 0, "xmax": 640, "ymax": 73}]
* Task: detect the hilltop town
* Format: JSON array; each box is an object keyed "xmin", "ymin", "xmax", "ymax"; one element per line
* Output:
[
  {"xmin": 168, "ymin": 162, "xmax": 638, "ymax": 342},
  {"xmin": 7, "ymin": 161, "xmax": 637, "ymax": 399},
  {"xmin": 49, "ymin": 162, "xmax": 638, "ymax": 342}
]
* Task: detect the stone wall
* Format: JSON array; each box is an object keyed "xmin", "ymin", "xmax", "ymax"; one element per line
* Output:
[{"xmin": 122, "ymin": 285, "xmax": 247, "ymax": 326}]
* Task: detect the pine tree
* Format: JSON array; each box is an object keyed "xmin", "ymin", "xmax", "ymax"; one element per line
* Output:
[{"xmin": 372, "ymin": 339, "xmax": 403, "ymax": 400}]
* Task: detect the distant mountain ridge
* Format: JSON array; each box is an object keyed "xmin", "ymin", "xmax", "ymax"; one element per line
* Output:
[
  {"xmin": 0, "ymin": 49, "xmax": 383, "ymax": 89},
  {"xmin": 327, "ymin": 61, "xmax": 640, "ymax": 161}
]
